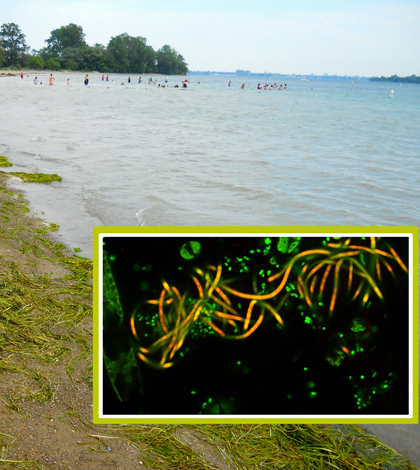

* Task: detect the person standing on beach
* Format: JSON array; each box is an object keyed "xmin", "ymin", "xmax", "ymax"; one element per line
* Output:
[
  {"xmin": 49, "ymin": 74, "xmax": 55, "ymax": 86},
  {"xmin": 84, "ymin": 74, "xmax": 89, "ymax": 85}
]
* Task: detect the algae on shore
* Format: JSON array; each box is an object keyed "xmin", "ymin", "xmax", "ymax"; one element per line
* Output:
[
  {"xmin": 0, "ymin": 156, "xmax": 13, "ymax": 167},
  {"xmin": 0, "ymin": 174, "xmax": 418, "ymax": 469},
  {"xmin": 0, "ymin": 170, "xmax": 62, "ymax": 184}
]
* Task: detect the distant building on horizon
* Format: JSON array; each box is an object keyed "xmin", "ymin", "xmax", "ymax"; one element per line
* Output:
[{"xmin": 236, "ymin": 69, "xmax": 251, "ymax": 75}]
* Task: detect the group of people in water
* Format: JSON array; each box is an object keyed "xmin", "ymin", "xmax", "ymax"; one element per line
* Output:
[
  {"xmin": 31, "ymin": 74, "xmax": 288, "ymax": 91},
  {"xmin": 229, "ymin": 80, "xmax": 287, "ymax": 90},
  {"xmin": 257, "ymin": 83, "xmax": 287, "ymax": 90}
]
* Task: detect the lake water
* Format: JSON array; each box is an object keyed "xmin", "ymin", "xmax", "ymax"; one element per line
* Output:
[
  {"xmin": 1, "ymin": 72, "xmax": 420, "ymax": 466},
  {"xmin": 1, "ymin": 73, "xmax": 419, "ymax": 258}
]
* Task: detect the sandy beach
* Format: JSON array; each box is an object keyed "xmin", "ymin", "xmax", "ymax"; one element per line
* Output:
[{"xmin": 0, "ymin": 170, "xmax": 418, "ymax": 469}]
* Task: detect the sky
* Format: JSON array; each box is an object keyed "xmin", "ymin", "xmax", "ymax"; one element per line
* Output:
[{"xmin": 1, "ymin": 0, "xmax": 420, "ymax": 76}]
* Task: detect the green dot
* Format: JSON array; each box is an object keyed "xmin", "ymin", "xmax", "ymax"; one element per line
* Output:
[{"xmin": 191, "ymin": 391, "xmax": 196, "ymax": 395}]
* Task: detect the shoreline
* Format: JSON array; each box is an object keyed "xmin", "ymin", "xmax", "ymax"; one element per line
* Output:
[{"xmin": 0, "ymin": 173, "xmax": 418, "ymax": 468}]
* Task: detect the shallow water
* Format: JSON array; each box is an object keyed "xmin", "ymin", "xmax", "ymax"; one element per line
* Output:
[
  {"xmin": 1, "ymin": 73, "xmax": 419, "ymax": 256},
  {"xmin": 1, "ymin": 72, "xmax": 419, "ymax": 467}
]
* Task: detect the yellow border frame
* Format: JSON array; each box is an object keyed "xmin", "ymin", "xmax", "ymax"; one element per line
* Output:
[{"xmin": 93, "ymin": 226, "xmax": 418, "ymax": 424}]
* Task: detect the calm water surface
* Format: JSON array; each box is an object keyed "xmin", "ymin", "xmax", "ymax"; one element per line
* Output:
[{"xmin": 1, "ymin": 73, "xmax": 419, "ymax": 256}]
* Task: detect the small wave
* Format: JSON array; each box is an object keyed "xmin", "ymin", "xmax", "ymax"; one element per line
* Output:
[
  {"xmin": 30, "ymin": 136, "xmax": 46, "ymax": 142},
  {"xmin": 135, "ymin": 207, "xmax": 149, "ymax": 226}
]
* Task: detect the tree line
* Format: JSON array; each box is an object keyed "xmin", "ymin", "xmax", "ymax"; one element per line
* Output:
[
  {"xmin": 0, "ymin": 23, "xmax": 188, "ymax": 75},
  {"xmin": 369, "ymin": 75, "xmax": 420, "ymax": 84}
]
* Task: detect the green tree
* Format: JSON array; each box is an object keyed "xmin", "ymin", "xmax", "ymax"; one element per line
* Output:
[
  {"xmin": 45, "ymin": 23, "xmax": 86, "ymax": 56},
  {"xmin": 28, "ymin": 55, "xmax": 45, "ymax": 69},
  {"xmin": 45, "ymin": 58, "xmax": 60, "ymax": 70},
  {"xmin": 0, "ymin": 23, "xmax": 30, "ymax": 66},
  {"xmin": 107, "ymin": 33, "xmax": 156, "ymax": 73},
  {"xmin": 156, "ymin": 45, "xmax": 188, "ymax": 75},
  {"xmin": 0, "ymin": 46, "xmax": 5, "ymax": 67}
]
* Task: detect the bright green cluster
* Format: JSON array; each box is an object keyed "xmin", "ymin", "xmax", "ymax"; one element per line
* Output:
[{"xmin": 103, "ymin": 252, "xmax": 124, "ymax": 329}]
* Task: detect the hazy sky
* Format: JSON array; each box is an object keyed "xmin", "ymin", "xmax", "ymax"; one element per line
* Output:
[{"xmin": 2, "ymin": 0, "xmax": 419, "ymax": 76}]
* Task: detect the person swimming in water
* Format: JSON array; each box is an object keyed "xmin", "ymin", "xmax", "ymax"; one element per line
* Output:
[
  {"xmin": 138, "ymin": 76, "xmax": 142, "ymax": 83},
  {"xmin": 84, "ymin": 74, "xmax": 89, "ymax": 85},
  {"xmin": 257, "ymin": 83, "xmax": 262, "ymax": 90},
  {"xmin": 49, "ymin": 74, "xmax": 55, "ymax": 86},
  {"xmin": 128, "ymin": 77, "xmax": 131, "ymax": 83}
]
